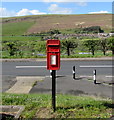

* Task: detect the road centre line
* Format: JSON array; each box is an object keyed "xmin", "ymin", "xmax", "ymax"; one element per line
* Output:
[
  {"xmin": 16, "ymin": 66, "xmax": 46, "ymax": 68},
  {"xmin": 79, "ymin": 65, "xmax": 114, "ymax": 68}
]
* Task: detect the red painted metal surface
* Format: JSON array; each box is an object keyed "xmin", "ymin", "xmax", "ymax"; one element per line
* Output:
[{"xmin": 47, "ymin": 39, "xmax": 60, "ymax": 70}]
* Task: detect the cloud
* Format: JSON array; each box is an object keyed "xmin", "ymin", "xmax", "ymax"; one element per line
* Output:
[
  {"xmin": 1, "ymin": 0, "xmax": 113, "ymax": 1},
  {"xmin": 43, "ymin": 0, "xmax": 71, "ymax": 2},
  {"xmin": 43, "ymin": 0, "xmax": 87, "ymax": 6},
  {"xmin": 30, "ymin": 10, "xmax": 46, "ymax": 15},
  {"xmin": 0, "ymin": 8, "xmax": 46, "ymax": 17},
  {"xmin": 43, "ymin": 0, "xmax": 85, "ymax": 2},
  {"xmin": 16, "ymin": 9, "xmax": 30, "ymax": 16},
  {"xmin": 77, "ymin": 0, "xmax": 87, "ymax": 6},
  {"xmin": 88, "ymin": 10, "xmax": 109, "ymax": 14},
  {"xmin": 0, "ymin": 8, "xmax": 16, "ymax": 17},
  {"xmin": 16, "ymin": 9, "xmax": 46, "ymax": 16},
  {"xmin": 48, "ymin": 4, "xmax": 72, "ymax": 14}
]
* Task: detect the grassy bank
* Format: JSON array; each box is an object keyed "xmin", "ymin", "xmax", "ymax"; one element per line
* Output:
[
  {"xmin": 2, "ymin": 51, "xmax": 112, "ymax": 59},
  {"xmin": 1, "ymin": 93, "xmax": 113, "ymax": 119}
]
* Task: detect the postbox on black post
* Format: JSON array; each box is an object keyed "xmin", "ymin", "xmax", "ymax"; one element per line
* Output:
[{"xmin": 46, "ymin": 39, "xmax": 60, "ymax": 112}]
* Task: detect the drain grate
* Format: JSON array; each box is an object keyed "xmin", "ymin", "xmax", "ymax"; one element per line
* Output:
[
  {"xmin": 0, "ymin": 113, "xmax": 14, "ymax": 120},
  {"xmin": 0, "ymin": 105, "xmax": 24, "ymax": 119}
]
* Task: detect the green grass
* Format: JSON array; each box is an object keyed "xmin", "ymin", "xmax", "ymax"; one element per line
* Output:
[
  {"xmin": 2, "ymin": 21, "xmax": 35, "ymax": 36},
  {"xmin": 61, "ymin": 52, "xmax": 112, "ymax": 58},
  {"xmin": 2, "ymin": 51, "xmax": 46, "ymax": 59},
  {"xmin": 2, "ymin": 51, "xmax": 112, "ymax": 59},
  {"xmin": 60, "ymin": 29, "xmax": 76, "ymax": 34},
  {"xmin": 2, "ymin": 93, "xmax": 113, "ymax": 119},
  {"xmin": 2, "ymin": 36, "xmax": 42, "ymax": 42}
]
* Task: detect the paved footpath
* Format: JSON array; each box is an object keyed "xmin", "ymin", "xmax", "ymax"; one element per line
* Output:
[
  {"xmin": 5, "ymin": 76, "xmax": 45, "ymax": 94},
  {"xmin": 30, "ymin": 75, "xmax": 113, "ymax": 99}
]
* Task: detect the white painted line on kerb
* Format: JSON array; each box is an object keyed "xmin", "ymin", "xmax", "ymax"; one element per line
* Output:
[
  {"xmin": 80, "ymin": 75, "xmax": 114, "ymax": 78},
  {"xmin": 80, "ymin": 65, "xmax": 114, "ymax": 68},
  {"xmin": 80, "ymin": 76, "xmax": 92, "ymax": 78},
  {"xmin": 16, "ymin": 66, "xmax": 46, "ymax": 68},
  {"xmin": 105, "ymin": 76, "xmax": 114, "ymax": 78}
]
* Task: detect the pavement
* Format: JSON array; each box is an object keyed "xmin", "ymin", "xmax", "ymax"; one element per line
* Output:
[
  {"xmin": 29, "ymin": 75, "xmax": 113, "ymax": 99},
  {"xmin": 2, "ymin": 75, "xmax": 113, "ymax": 99},
  {"xmin": 2, "ymin": 75, "xmax": 17, "ymax": 92}
]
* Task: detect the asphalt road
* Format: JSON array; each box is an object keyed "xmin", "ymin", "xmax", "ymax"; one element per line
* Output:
[
  {"xmin": 2, "ymin": 60, "xmax": 113, "ymax": 76},
  {"xmin": 1, "ymin": 60, "xmax": 113, "ymax": 98}
]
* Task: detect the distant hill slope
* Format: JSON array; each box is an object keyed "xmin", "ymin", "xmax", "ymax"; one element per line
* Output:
[{"xmin": 2, "ymin": 14, "xmax": 112, "ymax": 36}]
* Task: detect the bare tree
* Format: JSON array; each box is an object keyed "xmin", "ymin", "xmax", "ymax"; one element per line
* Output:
[
  {"xmin": 99, "ymin": 38, "xmax": 108, "ymax": 55},
  {"xmin": 62, "ymin": 38, "xmax": 78, "ymax": 56},
  {"xmin": 82, "ymin": 39, "xmax": 99, "ymax": 56}
]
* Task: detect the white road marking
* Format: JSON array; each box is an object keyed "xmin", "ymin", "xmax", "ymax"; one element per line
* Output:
[
  {"xmin": 16, "ymin": 66, "xmax": 46, "ymax": 68},
  {"xmin": 80, "ymin": 65, "xmax": 114, "ymax": 68}
]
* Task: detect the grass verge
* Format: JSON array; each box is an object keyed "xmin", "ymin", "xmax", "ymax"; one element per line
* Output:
[{"xmin": 1, "ymin": 93, "xmax": 113, "ymax": 119}]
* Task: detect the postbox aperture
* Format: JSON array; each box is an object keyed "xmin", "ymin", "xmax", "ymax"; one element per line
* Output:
[
  {"xmin": 51, "ymin": 55, "xmax": 56, "ymax": 65},
  {"xmin": 47, "ymin": 39, "xmax": 60, "ymax": 70}
]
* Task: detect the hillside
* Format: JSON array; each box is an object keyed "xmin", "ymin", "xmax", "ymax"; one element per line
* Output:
[{"xmin": 2, "ymin": 14, "xmax": 112, "ymax": 36}]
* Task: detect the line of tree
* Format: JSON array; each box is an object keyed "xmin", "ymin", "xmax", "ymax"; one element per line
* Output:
[
  {"xmin": 61, "ymin": 37, "xmax": 114, "ymax": 56},
  {"xmin": 74, "ymin": 26, "xmax": 104, "ymax": 34},
  {"xmin": 2, "ymin": 40, "xmax": 46, "ymax": 58},
  {"xmin": 2, "ymin": 37, "xmax": 114, "ymax": 58}
]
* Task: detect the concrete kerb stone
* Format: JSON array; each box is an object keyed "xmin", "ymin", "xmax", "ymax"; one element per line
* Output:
[
  {"xmin": 1, "ymin": 57, "xmax": 113, "ymax": 62},
  {"xmin": 6, "ymin": 76, "xmax": 45, "ymax": 94},
  {"xmin": 77, "ymin": 75, "xmax": 113, "ymax": 86},
  {"xmin": 1, "ymin": 58, "xmax": 46, "ymax": 62},
  {"xmin": 61, "ymin": 57, "xmax": 113, "ymax": 61}
]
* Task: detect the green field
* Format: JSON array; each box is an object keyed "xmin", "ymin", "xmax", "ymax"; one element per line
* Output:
[
  {"xmin": 1, "ymin": 93, "xmax": 113, "ymax": 119},
  {"xmin": 2, "ymin": 21, "xmax": 35, "ymax": 36},
  {"xmin": 2, "ymin": 14, "xmax": 112, "ymax": 35},
  {"xmin": 2, "ymin": 36, "xmax": 41, "ymax": 41},
  {"xmin": 2, "ymin": 14, "xmax": 113, "ymax": 59}
]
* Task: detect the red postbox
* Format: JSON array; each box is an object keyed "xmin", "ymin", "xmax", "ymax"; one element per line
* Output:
[{"xmin": 47, "ymin": 39, "xmax": 60, "ymax": 70}]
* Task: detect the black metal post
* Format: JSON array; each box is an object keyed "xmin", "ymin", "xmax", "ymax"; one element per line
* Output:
[
  {"xmin": 52, "ymin": 70, "xmax": 56, "ymax": 112},
  {"xmin": 93, "ymin": 69, "xmax": 96, "ymax": 84},
  {"xmin": 73, "ymin": 66, "xmax": 75, "ymax": 79}
]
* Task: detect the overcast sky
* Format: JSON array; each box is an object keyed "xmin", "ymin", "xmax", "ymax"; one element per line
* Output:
[{"xmin": 0, "ymin": 1, "xmax": 112, "ymax": 17}]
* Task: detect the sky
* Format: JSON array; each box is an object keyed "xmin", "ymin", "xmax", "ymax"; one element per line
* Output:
[{"xmin": 0, "ymin": 1, "xmax": 112, "ymax": 17}]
